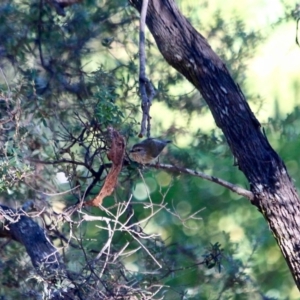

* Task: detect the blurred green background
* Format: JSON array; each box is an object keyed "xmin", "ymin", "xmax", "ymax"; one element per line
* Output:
[{"xmin": 0, "ymin": 0, "xmax": 300, "ymax": 299}]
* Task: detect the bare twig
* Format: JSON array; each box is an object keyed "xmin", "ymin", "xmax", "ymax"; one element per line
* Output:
[
  {"xmin": 149, "ymin": 163, "xmax": 254, "ymax": 201},
  {"xmin": 82, "ymin": 199, "xmax": 164, "ymax": 268},
  {"xmin": 138, "ymin": 0, "xmax": 156, "ymax": 138}
]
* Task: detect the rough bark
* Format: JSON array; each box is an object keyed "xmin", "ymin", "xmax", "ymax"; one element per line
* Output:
[
  {"xmin": 129, "ymin": 0, "xmax": 300, "ymax": 289},
  {"xmin": 0, "ymin": 204, "xmax": 77, "ymax": 299}
]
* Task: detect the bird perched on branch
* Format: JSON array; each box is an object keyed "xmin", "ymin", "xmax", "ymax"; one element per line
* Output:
[{"xmin": 130, "ymin": 138, "xmax": 171, "ymax": 164}]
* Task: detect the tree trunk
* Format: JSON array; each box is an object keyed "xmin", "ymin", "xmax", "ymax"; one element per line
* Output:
[{"xmin": 129, "ymin": 0, "xmax": 300, "ymax": 290}]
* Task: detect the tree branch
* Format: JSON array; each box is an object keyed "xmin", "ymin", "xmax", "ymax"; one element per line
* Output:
[
  {"xmin": 0, "ymin": 204, "xmax": 80, "ymax": 298},
  {"xmin": 150, "ymin": 163, "xmax": 254, "ymax": 200},
  {"xmin": 138, "ymin": 0, "xmax": 156, "ymax": 138},
  {"xmin": 26, "ymin": 157, "xmax": 98, "ymax": 177},
  {"xmin": 0, "ymin": 204, "xmax": 61, "ymax": 270},
  {"xmin": 85, "ymin": 127, "xmax": 126, "ymax": 207}
]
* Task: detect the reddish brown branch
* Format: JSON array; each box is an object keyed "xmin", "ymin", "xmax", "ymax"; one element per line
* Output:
[{"xmin": 85, "ymin": 128, "xmax": 126, "ymax": 207}]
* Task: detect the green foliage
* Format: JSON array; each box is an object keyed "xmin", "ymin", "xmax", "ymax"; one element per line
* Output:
[{"xmin": 0, "ymin": 0, "xmax": 297, "ymax": 299}]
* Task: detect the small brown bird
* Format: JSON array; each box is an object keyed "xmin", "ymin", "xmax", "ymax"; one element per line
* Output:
[{"xmin": 130, "ymin": 138, "xmax": 171, "ymax": 164}]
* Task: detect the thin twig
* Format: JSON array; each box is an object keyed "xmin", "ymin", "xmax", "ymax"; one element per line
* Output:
[
  {"xmin": 150, "ymin": 163, "xmax": 254, "ymax": 201},
  {"xmin": 25, "ymin": 157, "xmax": 99, "ymax": 177},
  {"xmin": 138, "ymin": 0, "xmax": 156, "ymax": 138}
]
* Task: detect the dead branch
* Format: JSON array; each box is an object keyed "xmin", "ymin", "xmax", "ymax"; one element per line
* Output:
[
  {"xmin": 85, "ymin": 127, "xmax": 126, "ymax": 207},
  {"xmin": 138, "ymin": 0, "xmax": 156, "ymax": 138}
]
